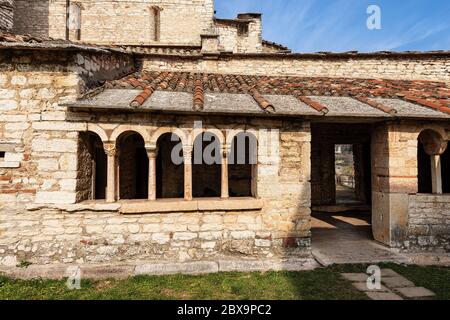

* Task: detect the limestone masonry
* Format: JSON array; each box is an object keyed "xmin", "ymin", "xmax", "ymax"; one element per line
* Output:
[{"xmin": 0, "ymin": 0, "xmax": 449, "ymax": 271}]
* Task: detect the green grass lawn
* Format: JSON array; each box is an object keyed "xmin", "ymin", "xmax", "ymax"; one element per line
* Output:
[{"xmin": 0, "ymin": 264, "xmax": 448, "ymax": 300}]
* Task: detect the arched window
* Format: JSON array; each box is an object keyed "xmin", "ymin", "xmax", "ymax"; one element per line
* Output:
[
  {"xmin": 150, "ymin": 6, "xmax": 161, "ymax": 42},
  {"xmin": 229, "ymin": 132, "xmax": 258, "ymax": 197},
  {"xmin": 117, "ymin": 131, "xmax": 148, "ymax": 200},
  {"xmin": 68, "ymin": 2, "xmax": 82, "ymax": 41},
  {"xmin": 192, "ymin": 132, "xmax": 221, "ymax": 198},
  {"xmin": 156, "ymin": 133, "xmax": 184, "ymax": 198},
  {"xmin": 77, "ymin": 132, "xmax": 107, "ymax": 201}
]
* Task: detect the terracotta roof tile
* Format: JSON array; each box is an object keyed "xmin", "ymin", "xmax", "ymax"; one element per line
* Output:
[
  {"xmin": 105, "ymin": 71, "xmax": 450, "ymax": 115},
  {"xmin": 296, "ymin": 96, "xmax": 329, "ymax": 114},
  {"xmin": 129, "ymin": 71, "xmax": 169, "ymax": 107},
  {"xmin": 354, "ymin": 96, "xmax": 397, "ymax": 115},
  {"xmin": 193, "ymin": 77, "xmax": 204, "ymax": 110}
]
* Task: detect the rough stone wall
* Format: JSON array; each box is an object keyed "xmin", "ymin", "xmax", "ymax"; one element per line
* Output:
[
  {"xmin": 216, "ymin": 22, "xmax": 240, "ymax": 53},
  {"xmin": 0, "ymin": 47, "xmax": 312, "ymax": 265},
  {"xmin": 0, "ymin": 49, "xmax": 135, "ymax": 205},
  {"xmin": 0, "ymin": 111, "xmax": 312, "ymax": 265},
  {"xmin": 0, "ymin": 0, "xmax": 13, "ymax": 31},
  {"xmin": 13, "ymin": 0, "xmax": 214, "ymax": 45},
  {"xmin": 142, "ymin": 55, "xmax": 450, "ymax": 82},
  {"xmin": 408, "ymin": 194, "xmax": 450, "ymax": 251},
  {"xmin": 12, "ymin": 0, "xmax": 50, "ymax": 37},
  {"xmin": 215, "ymin": 16, "xmax": 263, "ymax": 54}
]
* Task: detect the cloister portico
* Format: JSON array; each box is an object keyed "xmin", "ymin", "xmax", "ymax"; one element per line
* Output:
[
  {"xmin": 0, "ymin": 11, "xmax": 449, "ymax": 268},
  {"xmin": 81, "ymin": 123, "xmax": 263, "ymax": 206}
]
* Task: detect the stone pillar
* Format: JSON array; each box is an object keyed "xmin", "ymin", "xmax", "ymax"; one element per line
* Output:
[
  {"xmin": 147, "ymin": 148, "xmax": 158, "ymax": 200},
  {"xmin": 431, "ymin": 155, "xmax": 443, "ymax": 194},
  {"xmin": 183, "ymin": 146, "xmax": 193, "ymax": 200},
  {"xmin": 104, "ymin": 143, "xmax": 117, "ymax": 203},
  {"xmin": 221, "ymin": 144, "xmax": 230, "ymax": 198}
]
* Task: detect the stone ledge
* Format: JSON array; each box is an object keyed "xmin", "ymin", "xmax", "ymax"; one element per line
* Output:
[
  {"xmin": 0, "ymin": 257, "xmax": 318, "ymax": 280},
  {"xmin": 26, "ymin": 202, "xmax": 121, "ymax": 213},
  {"xmin": 120, "ymin": 198, "xmax": 264, "ymax": 215},
  {"xmin": 411, "ymin": 194, "xmax": 450, "ymax": 203}
]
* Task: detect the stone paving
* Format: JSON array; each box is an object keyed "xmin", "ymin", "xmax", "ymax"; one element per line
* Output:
[
  {"xmin": 311, "ymin": 212, "xmax": 411, "ymax": 265},
  {"xmin": 341, "ymin": 269, "xmax": 435, "ymax": 300}
]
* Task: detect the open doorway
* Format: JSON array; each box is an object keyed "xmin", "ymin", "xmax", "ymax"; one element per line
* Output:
[{"xmin": 311, "ymin": 123, "xmax": 376, "ymax": 258}]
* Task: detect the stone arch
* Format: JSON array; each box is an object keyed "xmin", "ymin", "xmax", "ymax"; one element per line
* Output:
[
  {"xmin": 150, "ymin": 127, "xmax": 189, "ymax": 147},
  {"xmin": 228, "ymin": 131, "xmax": 259, "ymax": 197},
  {"xmin": 116, "ymin": 130, "xmax": 149, "ymax": 199},
  {"xmin": 156, "ymin": 132, "xmax": 184, "ymax": 199},
  {"xmin": 76, "ymin": 131, "xmax": 107, "ymax": 202},
  {"xmin": 111, "ymin": 125, "xmax": 151, "ymax": 144},
  {"xmin": 226, "ymin": 128, "xmax": 259, "ymax": 145},
  {"xmin": 192, "ymin": 131, "xmax": 222, "ymax": 198},
  {"xmin": 86, "ymin": 124, "xmax": 109, "ymax": 142},
  {"xmin": 189, "ymin": 127, "xmax": 225, "ymax": 147}
]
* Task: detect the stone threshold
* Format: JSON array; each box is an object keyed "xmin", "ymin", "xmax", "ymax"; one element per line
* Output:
[{"xmin": 0, "ymin": 257, "xmax": 319, "ymax": 280}]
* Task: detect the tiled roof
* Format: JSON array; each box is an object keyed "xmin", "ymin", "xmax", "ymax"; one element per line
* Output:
[
  {"xmin": 68, "ymin": 71, "xmax": 450, "ymax": 119},
  {"xmin": 262, "ymin": 40, "xmax": 291, "ymax": 53},
  {"xmin": 0, "ymin": 32, "xmax": 201, "ymax": 55},
  {"xmin": 2, "ymin": 33, "xmax": 450, "ymax": 59}
]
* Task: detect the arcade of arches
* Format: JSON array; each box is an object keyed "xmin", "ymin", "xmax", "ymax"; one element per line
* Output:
[{"xmin": 76, "ymin": 129, "xmax": 259, "ymax": 203}]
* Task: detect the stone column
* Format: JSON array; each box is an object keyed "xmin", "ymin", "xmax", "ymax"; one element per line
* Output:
[
  {"xmin": 104, "ymin": 143, "xmax": 117, "ymax": 203},
  {"xmin": 431, "ymin": 155, "xmax": 443, "ymax": 194},
  {"xmin": 184, "ymin": 146, "xmax": 193, "ymax": 200},
  {"xmin": 419, "ymin": 130, "xmax": 448, "ymax": 195},
  {"xmin": 221, "ymin": 144, "xmax": 230, "ymax": 198},
  {"xmin": 147, "ymin": 148, "xmax": 158, "ymax": 200},
  {"xmin": 115, "ymin": 147, "xmax": 121, "ymax": 200}
]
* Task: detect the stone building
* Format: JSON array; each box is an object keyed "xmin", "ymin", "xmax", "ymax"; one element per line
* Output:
[{"xmin": 0, "ymin": 0, "xmax": 449, "ymax": 271}]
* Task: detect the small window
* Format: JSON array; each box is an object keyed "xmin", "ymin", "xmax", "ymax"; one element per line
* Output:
[
  {"xmin": 150, "ymin": 6, "xmax": 161, "ymax": 42},
  {"xmin": 238, "ymin": 24, "xmax": 249, "ymax": 37},
  {"xmin": 68, "ymin": 2, "xmax": 82, "ymax": 41},
  {"xmin": 0, "ymin": 151, "xmax": 5, "ymax": 159}
]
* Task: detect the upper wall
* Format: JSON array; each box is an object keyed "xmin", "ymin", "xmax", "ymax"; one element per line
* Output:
[
  {"xmin": 142, "ymin": 54, "xmax": 450, "ymax": 82},
  {"xmin": 13, "ymin": 0, "xmax": 215, "ymax": 45}
]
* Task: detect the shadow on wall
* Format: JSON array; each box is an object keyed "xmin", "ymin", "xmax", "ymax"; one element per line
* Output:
[
  {"xmin": 0, "ymin": 0, "xmax": 14, "ymax": 31},
  {"xmin": 13, "ymin": 0, "xmax": 50, "ymax": 37}
]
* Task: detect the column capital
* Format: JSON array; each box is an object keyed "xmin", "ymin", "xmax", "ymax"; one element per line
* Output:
[
  {"xmin": 221, "ymin": 144, "xmax": 231, "ymax": 158},
  {"xmin": 183, "ymin": 145, "xmax": 193, "ymax": 163},
  {"xmin": 419, "ymin": 130, "xmax": 448, "ymax": 156},
  {"xmin": 104, "ymin": 143, "xmax": 117, "ymax": 157},
  {"xmin": 146, "ymin": 147, "xmax": 159, "ymax": 159}
]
